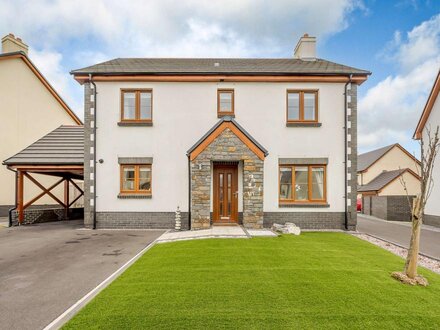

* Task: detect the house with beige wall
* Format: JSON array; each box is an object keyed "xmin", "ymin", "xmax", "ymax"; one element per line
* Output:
[
  {"xmin": 357, "ymin": 143, "xmax": 420, "ymax": 196},
  {"xmin": 0, "ymin": 34, "xmax": 82, "ymax": 216},
  {"xmin": 414, "ymin": 69, "xmax": 440, "ymax": 227}
]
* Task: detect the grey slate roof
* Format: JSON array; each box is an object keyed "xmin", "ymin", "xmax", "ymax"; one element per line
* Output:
[
  {"xmin": 358, "ymin": 144, "xmax": 396, "ymax": 172},
  {"xmin": 71, "ymin": 58, "xmax": 370, "ymax": 76},
  {"xmin": 3, "ymin": 126, "xmax": 84, "ymax": 166},
  {"xmin": 358, "ymin": 169, "xmax": 407, "ymax": 192},
  {"xmin": 187, "ymin": 116, "xmax": 268, "ymax": 157}
]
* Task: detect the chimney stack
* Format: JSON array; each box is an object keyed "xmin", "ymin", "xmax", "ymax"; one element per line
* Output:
[
  {"xmin": 2, "ymin": 33, "xmax": 28, "ymax": 55},
  {"xmin": 294, "ymin": 34, "xmax": 316, "ymax": 60}
]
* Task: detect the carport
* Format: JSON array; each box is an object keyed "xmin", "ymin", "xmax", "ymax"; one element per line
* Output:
[{"xmin": 3, "ymin": 125, "xmax": 84, "ymax": 225}]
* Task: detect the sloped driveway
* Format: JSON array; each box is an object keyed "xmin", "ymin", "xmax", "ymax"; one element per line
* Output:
[{"xmin": 0, "ymin": 220, "xmax": 164, "ymax": 330}]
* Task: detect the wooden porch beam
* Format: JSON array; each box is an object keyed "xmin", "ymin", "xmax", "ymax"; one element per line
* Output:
[
  {"xmin": 68, "ymin": 191, "xmax": 84, "ymax": 208},
  {"xmin": 68, "ymin": 178, "xmax": 84, "ymax": 195},
  {"xmin": 23, "ymin": 178, "xmax": 65, "ymax": 210},
  {"xmin": 23, "ymin": 173, "xmax": 66, "ymax": 208}
]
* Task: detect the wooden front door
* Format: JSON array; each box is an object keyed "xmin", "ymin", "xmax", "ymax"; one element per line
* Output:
[{"xmin": 213, "ymin": 164, "xmax": 238, "ymax": 223}]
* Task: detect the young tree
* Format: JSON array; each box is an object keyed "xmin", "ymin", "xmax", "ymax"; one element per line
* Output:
[{"xmin": 393, "ymin": 126, "xmax": 439, "ymax": 286}]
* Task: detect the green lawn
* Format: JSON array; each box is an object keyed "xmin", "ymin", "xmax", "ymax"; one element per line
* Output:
[{"xmin": 64, "ymin": 233, "xmax": 440, "ymax": 329}]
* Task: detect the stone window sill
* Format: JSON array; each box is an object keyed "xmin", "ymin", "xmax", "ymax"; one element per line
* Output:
[
  {"xmin": 118, "ymin": 194, "xmax": 152, "ymax": 199},
  {"xmin": 279, "ymin": 203, "xmax": 330, "ymax": 208},
  {"xmin": 218, "ymin": 113, "xmax": 235, "ymax": 118},
  {"xmin": 118, "ymin": 122, "xmax": 153, "ymax": 127},
  {"xmin": 286, "ymin": 122, "xmax": 322, "ymax": 127}
]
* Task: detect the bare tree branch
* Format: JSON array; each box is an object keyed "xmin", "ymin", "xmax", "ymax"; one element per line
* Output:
[
  {"xmin": 398, "ymin": 167, "xmax": 412, "ymax": 211},
  {"xmin": 401, "ymin": 125, "xmax": 440, "ymax": 281}
]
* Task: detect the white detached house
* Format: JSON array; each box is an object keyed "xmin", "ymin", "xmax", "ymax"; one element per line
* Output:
[
  {"xmin": 414, "ymin": 70, "xmax": 440, "ymax": 227},
  {"xmin": 71, "ymin": 35, "xmax": 370, "ymax": 230}
]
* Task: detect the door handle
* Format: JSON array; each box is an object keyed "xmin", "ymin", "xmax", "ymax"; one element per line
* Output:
[{"xmin": 233, "ymin": 191, "xmax": 239, "ymax": 198}]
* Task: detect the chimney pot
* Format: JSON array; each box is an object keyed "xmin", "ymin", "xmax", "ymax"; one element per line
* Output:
[
  {"xmin": 2, "ymin": 33, "xmax": 28, "ymax": 55},
  {"xmin": 294, "ymin": 34, "xmax": 316, "ymax": 60}
]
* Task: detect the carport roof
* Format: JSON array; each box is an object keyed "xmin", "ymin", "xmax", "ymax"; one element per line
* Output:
[{"xmin": 3, "ymin": 125, "xmax": 84, "ymax": 166}]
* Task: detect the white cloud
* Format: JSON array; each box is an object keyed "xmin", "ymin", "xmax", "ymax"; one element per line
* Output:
[
  {"xmin": 0, "ymin": 0, "xmax": 364, "ymax": 119},
  {"xmin": 0, "ymin": 0, "xmax": 363, "ymax": 57},
  {"xmin": 359, "ymin": 14, "xmax": 440, "ymax": 153}
]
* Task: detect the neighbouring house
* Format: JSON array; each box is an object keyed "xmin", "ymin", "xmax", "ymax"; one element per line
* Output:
[
  {"xmin": 414, "ymin": 69, "xmax": 440, "ymax": 227},
  {"xmin": 0, "ymin": 33, "xmax": 82, "ymax": 218},
  {"xmin": 357, "ymin": 143, "xmax": 420, "ymax": 221},
  {"xmin": 357, "ymin": 143, "xmax": 421, "ymax": 196},
  {"xmin": 71, "ymin": 34, "xmax": 370, "ymax": 230}
]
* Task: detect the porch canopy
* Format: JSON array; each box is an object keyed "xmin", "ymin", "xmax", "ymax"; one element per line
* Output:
[{"xmin": 3, "ymin": 125, "xmax": 84, "ymax": 224}]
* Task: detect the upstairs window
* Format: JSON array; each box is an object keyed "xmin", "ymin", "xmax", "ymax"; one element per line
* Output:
[
  {"xmin": 121, "ymin": 89, "xmax": 152, "ymax": 122},
  {"xmin": 279, "ymin": 165, "xmax": 326, "ymax": 203},
  {"xmin": 120, "ymin": 164, "xmax": 152, "ymax": 195},
  {"xmin": 287, "ymin": 90, "xmax": 318, "ymax": 123},
  {"xmin": 217, "ymin": 89, "xmax": 234, "ymax": 116}
]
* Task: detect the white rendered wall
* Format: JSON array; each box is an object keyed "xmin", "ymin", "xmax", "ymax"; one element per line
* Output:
[
  {"xmin": 423, "ymin": 96, "xmax": 440, "ymax": 217},
  {"xmin": 94, "ymin": 81, "xmax": 346, "ymax": 213}
]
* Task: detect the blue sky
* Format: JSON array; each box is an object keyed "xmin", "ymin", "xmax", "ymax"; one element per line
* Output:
[{"xmin": 1, "ymin": 0, "xmax": 439, "ymax": 156}]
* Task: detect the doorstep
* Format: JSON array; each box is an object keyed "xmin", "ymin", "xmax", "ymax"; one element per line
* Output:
[
  {"xmin": 157, "ymin": 226, "xmax": 278, "ymax": 243},
  {"xmin": 157, "ymin": 226, "xmax": 248, "ymax": 243}
]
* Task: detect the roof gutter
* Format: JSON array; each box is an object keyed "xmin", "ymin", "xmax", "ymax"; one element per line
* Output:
[
  {"xmin": 89, "ymin": 74, "xmax": 97, "ymax": 230},
  {"xmin": 344, "ymin": 74, "xmax": 353, "ymax": 230}
]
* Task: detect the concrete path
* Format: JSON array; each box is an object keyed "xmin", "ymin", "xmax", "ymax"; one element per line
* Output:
[
  {"xmin": 157, "ymin": 226, "xmax": 276, "ymax": 243},
  {"xmin": 0, "ymin": 220, "xmax": 165, "ymax": 330},
  {"xmin": 357, "ymin": 214, "xmax": 440, "ymax": 259}
]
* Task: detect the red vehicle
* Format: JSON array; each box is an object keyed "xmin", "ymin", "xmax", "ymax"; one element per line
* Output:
[{"xmin": 356, "ymin": 198, "xmax": 362, "ymax": 212}]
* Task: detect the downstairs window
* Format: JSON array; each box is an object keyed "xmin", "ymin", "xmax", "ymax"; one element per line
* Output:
[
  {"xmin": 120, "ymin": 164, "xmax": 152, "ymax": 195},
  {"xmin": 279, "ymin": 165, "xmax": 326, "ymax": 203}
]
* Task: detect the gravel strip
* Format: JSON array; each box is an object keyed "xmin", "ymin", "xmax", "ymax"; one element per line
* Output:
[{"xmin": 352, "ymin": 233, "xmax": 440, "ymax": 274}]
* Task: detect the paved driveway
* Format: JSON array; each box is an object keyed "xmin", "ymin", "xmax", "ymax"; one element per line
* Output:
[
  {"xmin": 357, "ymin": 214, "xmax": 440, "ymax": 259},
  {"xmin": 0, "ymin": 220, "xmax": 165, "ymax": 330}
]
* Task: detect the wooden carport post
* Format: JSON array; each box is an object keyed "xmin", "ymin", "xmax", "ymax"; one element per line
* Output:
[
  {"xmin": 64, "ymin": 178, "xmax": 69, "ymax": 220},
  {"xmin": 17, "ymin": 170, "xmax": 24, "ymax": 225}
]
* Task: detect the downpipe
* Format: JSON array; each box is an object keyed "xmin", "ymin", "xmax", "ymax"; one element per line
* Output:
[{"xmin": 7, "ymin": 167, "xmax": 17, "ymax": 227}]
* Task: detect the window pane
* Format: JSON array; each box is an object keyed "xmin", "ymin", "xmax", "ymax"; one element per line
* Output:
[
  {"xmin": 227, "ymin": 173, "xmax": 232, "ymax": 216},
  {"xmin": 219, "ymin": 92, "xmax": 232, "ymax": 112},
  {"xmin": 295, "ymin": 166, "xmax": 308, "ymax": 200},
  {"xmin": 304, "ymin": 93, "xmax": 316, "ymax": 120},
  {"xmin": 279, "ymin": 167, "xmax": 292, "ymax": 200},
  {"xmin": 287, "ymin": 93, "xmax": 299, "ymax": 120},
  {"xmin": 123, "ymin": 92, "xmax": 136, "ymax": 120},
  {"xmin": 123, "ymin": 166, "xmax": 135, "ymax": 191},
  {"xmin": 219, "ymin": 173, "xmax": 223, "ymax": 215},
  {"xmin": 138, "ymin": 166, "xmax": 151, "ymax": 191},
  {"xmin": 140, "ymin": 92, "xmax": 152, "ymax": 120},
  {"xmin": 312, "ymin": 167, "xmax": 324, "ymax": 200}
]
